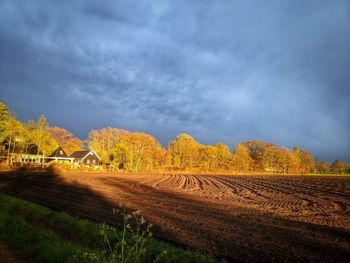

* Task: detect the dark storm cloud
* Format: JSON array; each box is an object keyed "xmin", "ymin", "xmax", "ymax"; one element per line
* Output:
[{"xmin": 1, "ymin": 0, "xmax": 349, "ymax": 161}]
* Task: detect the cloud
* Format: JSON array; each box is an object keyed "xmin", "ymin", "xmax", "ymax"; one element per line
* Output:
[{"xmin": 0, "ymin": 0, "xmax": 349, "ymax": 161}]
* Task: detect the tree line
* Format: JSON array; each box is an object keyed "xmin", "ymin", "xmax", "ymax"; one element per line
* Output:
[{"xmin": 0, "ymin": 102, "xmax": 349, "ymax": 174}]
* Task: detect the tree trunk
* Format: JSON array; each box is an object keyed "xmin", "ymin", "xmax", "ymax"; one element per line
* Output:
[
  {"xmin": 7, "ymin": 136, "xmax": 12, "ymax": 166},
  {"xmin": 12, "ymin": 140, "xmax": 17, "ymax": 166}
]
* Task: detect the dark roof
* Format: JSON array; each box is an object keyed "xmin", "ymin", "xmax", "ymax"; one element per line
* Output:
[
  {"xmin": 69, "ymin": 150, "xmax": 91, "ymax": 159},
  {"xmin": 69, "ymin": 149, "xmax": 100, "ymax": 160},
  {"xmin": 50, "ymin": 146, "xmax": 68, "ymax": 158}
]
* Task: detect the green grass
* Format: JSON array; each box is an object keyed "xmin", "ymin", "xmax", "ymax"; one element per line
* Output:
[
  {"xmin": 0, "ymin": 211, "xmax": 84, "ymax": 262},
  {"xmin": 0, "ymin": 193, "xmax": 217, "ymax": 263}
]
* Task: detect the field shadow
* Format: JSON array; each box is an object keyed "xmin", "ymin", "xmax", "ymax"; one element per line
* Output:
[{"xmin": 0, "ymin": 167, "xmax": 124, "ymax": 226}]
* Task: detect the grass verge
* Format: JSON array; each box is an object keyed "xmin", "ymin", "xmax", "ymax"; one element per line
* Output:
[{"xmin": 0, "ymin": 192, "xmax": 216, "ymax": 263}]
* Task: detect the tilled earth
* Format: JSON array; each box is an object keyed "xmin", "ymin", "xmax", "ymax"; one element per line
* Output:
[{"xmin": 0, "ymin": 171, "xmax": 349, "ymax": 262}]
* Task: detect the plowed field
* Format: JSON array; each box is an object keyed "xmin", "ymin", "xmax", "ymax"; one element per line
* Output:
[{"xmin": 0, "ymin": 171, "xmax": 349, "ymax": 262}]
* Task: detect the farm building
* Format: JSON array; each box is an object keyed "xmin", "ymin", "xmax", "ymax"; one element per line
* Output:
[
  {"xmin": 46, "ymin": 146, "xmax": 74, "ymax": 164},
  {"xmin": 69, "ymin": 150, "xmax": 100, "ymax": 166},
  {"xmin": 50, "ymin": 146, "xmax": 68, "ymax": 158},
  {"xmin": 0, "ymin": 139, "xmax": 101, "ymax": 167}
]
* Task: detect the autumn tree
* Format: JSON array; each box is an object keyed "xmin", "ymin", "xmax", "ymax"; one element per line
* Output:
[
  {"xmin": 0, "ymin": 104, "xmax": 25, "ymax": 165},
  {"xmin": 0, "ymin": 102, "xmax": 341, "ymax": 175},
  {"xmin": 112, "ymin": 132, "xmax": 163, "ymax": 172},
  {"xmin": 241, "ymin": 140, "xmax": 267, "ymax": 171},
  {"xmin": 214, "ymin": 143, "xmax": 232, "ymax": 170},
  {"xmin": 315, "ymin": 159, "xmax": 331, "ymax": 174},
  {"xmin": 0, "ymin": 102, "xmax": 11, "ymax": 144},
  {"xmin": 199, "ymin": 143, "xmax": 232, "ymax": 171},
  {"xmin": 331, "ymin": 160, "xmax": 348, "ymax": 174},
  {"xmin": 23, "ymin": 120, "xmax": 37, "ymax": 154},
  {"xmin": 0, "ymin": 102, "xmax": 9, "ymax": 121},
  {"xmin": 199, "ymin": 145, "xmax": 217, "ymax": 171},
  {"xmin": 111, "ymin": 143, "xmax": 132, "ymax": 170},
  {"xmin": 293, "ymin": 147, "xmax": 315, "ymax": 174},
  {"xmin": 261, "ymin": 143, "xmax": 278, "ymax": 172},
  {"xmin": 1, "ymin": 106, "xmax": 39, "ymax": 161},
  {"xmin": 274, "ymin": 147, "xmax": 299, "ymax": 174},
  {"xmin": 168, "ymin": 133, "xmax": 202, "ymax": 170},
  {"xmin": 48, "ymin": 126, "xmax": 83, "ymax": 155},
  {"xmin": 31, "ymin": 115, "xmax": 58, "ymax": 157},
  {"xmin": 88, "ymin": 127, "xmax": 128, "ymax": 164},
  {"xmin": 48, "ymin": 126, "xmax": 72, "ymax": 145},
  {"xmin": 1, "ymin": 114, "xmax": 25, "ymax": 165},
  {"xmin": 232, "ymin": 143, "xmax": 253, "ymax": 171},
  {"xmin": 63, "ymin": 137, "xmax": 84, "ymax": 155}
]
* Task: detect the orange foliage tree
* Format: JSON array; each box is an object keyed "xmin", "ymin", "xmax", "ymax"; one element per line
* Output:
[
  {"xmin": 292, "ymin": 147, "xmax": 315, "ymax": 174},
  {"xmin": 274, "ymin": 147, "xmax": 299, "ymax": 174},
  {"xmin": 315, "ymin": 159, "xmax": 331, "ymax": 174},
  {"xmin": 48, "ymin": 126, "xmax": 83, "ymax": 155},
  {"xmin": 331, "ymin": 160, "xmax": 348, "ymax": 174}
]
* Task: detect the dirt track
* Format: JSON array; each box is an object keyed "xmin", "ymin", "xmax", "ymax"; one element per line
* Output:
[{"xmin": 0, "ymin": 171, "xmax": 349, "ymax": 262}]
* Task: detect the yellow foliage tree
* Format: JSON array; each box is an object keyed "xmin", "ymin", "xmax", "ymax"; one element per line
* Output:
[
  {"xmin": 31, "ymin": 115, "xmax": 58, "ymax": 157},
  {"xmin": 232, "ymin": 144, "xmax": 253, "ymax": 172},
  {"xmin": 168, "ymin": 133, "xmax": 202, "ymax": 170},
  {"xmin": 115, "ymin": 132, "xmax": 163, "ymax": 172},
  {"xmin": 88, "ymin": 127, "xmax": 128, "ymax": 164}
]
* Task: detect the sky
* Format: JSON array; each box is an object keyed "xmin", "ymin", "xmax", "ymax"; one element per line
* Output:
[{"xmin": 0, "ymin": 0, "xmax": 349, "ymax": 162}]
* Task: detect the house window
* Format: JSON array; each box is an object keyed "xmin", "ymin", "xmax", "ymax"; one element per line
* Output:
[
  {"xmin": 92, "ymin": 160, "xmax": 96, "ymax": 164},
  {"xmin": 59, "ymin": 150, "xmax": 63, "ymax": 154},
  {"xmin": 86, "ymin": 159, "xmax": 90, "ymax": 164}
]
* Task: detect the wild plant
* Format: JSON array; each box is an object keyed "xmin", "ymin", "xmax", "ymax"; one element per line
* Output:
[{"xmin": 100, "ymin": 208, "xmax": 153, "ymax": 263}]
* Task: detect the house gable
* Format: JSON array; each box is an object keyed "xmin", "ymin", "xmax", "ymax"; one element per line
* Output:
[
  {"xmin": 69, "ymin": 149, "xmax": 100, "ymax": 165},
  {"xmin": 81, "ymin": 150, "xmax": 100, "ymax": 161},
  {"xmin": 50, "ymin": 147, "xmax": 68, "ymax": 158}
]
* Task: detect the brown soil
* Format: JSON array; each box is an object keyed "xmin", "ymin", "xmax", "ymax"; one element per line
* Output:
[
  {"xmin": 0, "ymin": 241, "xmax": 27, "ymax": 263},
  {"xmin": 0, "ymin": 170, "xmax": 349, "ymax": 262}
]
